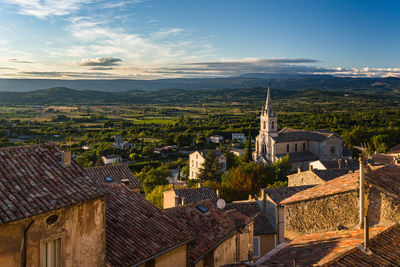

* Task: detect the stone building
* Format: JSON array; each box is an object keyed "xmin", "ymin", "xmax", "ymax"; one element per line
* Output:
[
  {"xmin": 255, "ymin": 86, "xmax": 343, "ymax": 170},
  {"xmin": 163, "ymin": 186, "xmax": 218, "ymax": 209},
  {"xmin": 0, "ymin": 144, "xmax": 107, "ymax": 267},
  {"xmin": 257, "ymin": 223, "xmax": 400, "ymax": 266},
  {"xmin": 287, "ymin": 167, "xmax": 350, "ymax": 186},
  {"xmin": 262, "ymin": 186, "xmax": 313, "ymax": 244},
  {"xmin": 309, "ymin": 158, "xmax": 359, "ymax": 170},
  {"xmin": 280, "ymin": 163, "xmax": 400, "ymax": 238},
  {"xmin": 224, "ymin": 201, "xmax": 275, "ymax": 259},
  {"xmin": 165, "ymin": 200, "xmax": 253, "ymax": 267},
  {"xmin": 101, "ymin": 155, "xmax": 122, "ymax": 165},
  {"xmin": 189, "ymin": 150, "xmax": 227, "ymax": 180},
  {"xmin": 85, "ymin": 163, "xmax": 142, "ymax": 192}
]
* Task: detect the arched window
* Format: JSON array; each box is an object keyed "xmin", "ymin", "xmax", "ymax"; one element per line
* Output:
[
  {"xmin": 295, "ymin": 143, "xmax": 298, "ymax": 152},
  {"xmin": 263, "ymin": 120, "xmax": 266, "ymax": 130},
  {"xmin": 286, "ymin": 144, "xmax": 289, "ymax": 152},
  {"xmin": 271, "ymin": 121, "xmax": 274, "ymax": 130}
]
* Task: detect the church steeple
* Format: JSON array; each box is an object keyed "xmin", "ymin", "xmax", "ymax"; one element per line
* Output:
[
  {"xmin": 265, "ymin": 82, "xmax": 272, "ymax": 113},
  {"xmin": 260, "ymin": 83, "xmax": 278, "ymax": 136}
]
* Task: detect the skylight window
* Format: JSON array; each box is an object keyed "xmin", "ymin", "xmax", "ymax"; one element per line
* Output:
[
  {"xmin": 196, "ymin": 205, "xmax": 208, "ymax": 213},
  {"xmin": 105, "ymin": 177, "xmax": 113, "ymax": 182}
]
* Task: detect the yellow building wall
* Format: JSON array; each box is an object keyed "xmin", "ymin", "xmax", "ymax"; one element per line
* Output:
[
  {"xmin": 155, "ymin": 244, "xmax": 187, "ymax": 267},
  {"xmin": 163, "ymin": 190, "xmax": 177, "ymax": 209},
  {"xmin": 259, "ymin": 234, "xmax": 275, "ymax": 256},
  {"xmin": 0, "ymin": 197, "xmax": 106, "ymax": 267},
  {"xmin": 213, "ymin": 234, "xmax": 236, "ymax": 267},
  {"xmin": 194, "ymin": 259, "xmax": 204, "ymax": 267}
]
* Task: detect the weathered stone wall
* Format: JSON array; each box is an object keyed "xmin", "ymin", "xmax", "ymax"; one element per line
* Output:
[
  {"xmin": 288, "ymin": 171, "xmax": 322, "ymax": 187},
  {"xmin": 259, "ymin": 234, "xmax": 275, "ymax": 257},
  {"xmin": 0, "ymin": 197, "xmax": 106, "ymax": 267},
  {"xmin": 284, "ymin": 191, "xmax": 359, "ymax": 235},
  {"xmin": 322, "ymin": 136, "xmax": 343, "ymax": 160},
  {"xmin": 275, "ymin": 141, "xmax": 309, "ymax": 155},
  {"xmin": 368, "ymin": 187, "xmax": 400, "ymax": 226}
]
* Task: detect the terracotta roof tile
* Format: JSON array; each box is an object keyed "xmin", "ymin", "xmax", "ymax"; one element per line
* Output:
[
  {"xmin": 388, "ymin": 144, "xmax": 400, "ymax": 154},
  {"xmin": 85, "ymin": 164, "xmax": 141, "ymax": 189},
  {"xmin": 263, "ymin": 186, "xmax": 314, "ymax": 206},
  {"xmin": 368, "ymin": 153, "xmax": 395, "ymax": 165},
  {"xmin": 225, "ymin": 202, "xmax": 275, "ymax": 235},
  {"xmin": 317, "ymin": 159, "xmax": 359, "ymax": 170},
  {"xmin": 259, "ymin": 226, "xmax": 389, "ymax": 266},
  {"xmin": 280, "ymin": 171, "xmax": 359, "ymax": 205},
  {"xmin": 0, "ymin": 144, "xmax": 107, "ymax": 225},
  {"xmin": 312, "ymin": 168, "xmax": 351, "ymax": 182},
  {"xmin": 174, "ymin": 187, "xmax": 218, "ymax": 205},
  {"xmin": 165, "ymin": 199, "xmax": 250, "ymax": 263},
  {"xmin": 329, "ymin": 223, "xmax": 400, "ymax": 266},
  {"xmin": 104, "ymin": 184, "xmax": 193, "ymax": 266}
]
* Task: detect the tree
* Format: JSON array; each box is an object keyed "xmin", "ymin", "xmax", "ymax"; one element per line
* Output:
[
  {"xmin": 146, "ymin": 184, "xmax": 172, "ymax": 209},
  {"xmin": 244, "ymin": 131, "xmax": 253, "ymax": 162},
  {"xmin": 198, "ymin": 150, "xmax": 222, "ymax": 183},
  {"xmin": 136, "ymin": 165, "xmax": 170, "ymax": 194}
]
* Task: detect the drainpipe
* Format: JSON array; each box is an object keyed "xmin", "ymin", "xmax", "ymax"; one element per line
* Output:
[
  {"xmin": 21, "ymin": 220, "xmax": 34, "ymax": 267},
  {"xmin": 359, "ymin": 158, "xmax": 365, "ymax": 228},
  {"xmin": 364, "ymin": 215, "xmax": 369, "ymax": 251}
]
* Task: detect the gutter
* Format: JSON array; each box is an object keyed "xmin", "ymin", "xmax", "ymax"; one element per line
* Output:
[{"xmin": 21, "ymin": 220, "xmax": 35, "ymax": 267}]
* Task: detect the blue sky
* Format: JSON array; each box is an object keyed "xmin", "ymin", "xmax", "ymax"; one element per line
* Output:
[{"xmin": 0, "ymin": 0, "xmax": 399, "ymax": 79}]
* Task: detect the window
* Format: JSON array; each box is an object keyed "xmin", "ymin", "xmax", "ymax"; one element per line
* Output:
[
  {"xmin": 286, "ymin": 144, "xmax": 289, "ymax": 153},
  {"xmin": 263, "ymin": 120, "xmax": 266, "ymax": 130},
  {"xmin": 295, "ymin": 143, "xmax": 298, "ymax": 152},
  {"xmin": 196, "ymin": 162, "xmax": 198, "ymax": 168},
  {"xmin": 330, "ymin": 146, "xmax": 336, "ymax": 155},
  {"xmin": 271, "ymin": 121, "xmax": 274, "ymax": 130},
  {"xmin": 253, "ymin": 237, "xmax": 260, "ymax": 258},
  {"xmin": 196, "ymin": 205, "xmax": 208, "ymax": 213},
  {"xmin": 303, "ymin": 143, "xmax": 306, "ymax": 151},
  {"xmin": 44, "ymin": 238, "xmax": 61, "ymax": 267}
]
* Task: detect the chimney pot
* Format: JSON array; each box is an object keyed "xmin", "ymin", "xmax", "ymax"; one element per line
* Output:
[
  {"xmin": 216, "ymin": 189, "xmax": 220, "ymax": 198},
  {"xmin": 309, "ymin": 164, "xmax": 313, "ymax": 171},
  {"xmin": 297, "ymin": 165, "xmax": 301, "ymax": 173},
  {"xmin": 61, "ymin": 150, "xmax": 71, "ymax": 166}
]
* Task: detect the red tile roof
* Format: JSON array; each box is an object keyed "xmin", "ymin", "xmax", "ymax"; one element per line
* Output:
[
  {"xmin": 85, "ymin": 163, "xmax": 141, "ymax": 189},
  {"xmin": 263, "ymin": 185, "xmax": 314, "ymax": 206},
  {"xmin": 104, "ymin": 184, "xmax": 193, "ymax": 266},
  {"xmin": 259, "ymin": 226, "xmax": 389, "ymax": 266},
  {"xmin": 280, "ymin": 171, "xmax": 359, "ymax": 205},
  {"xmin": 329, "ymin": 223, "xmax": 400, "ymax": 266},
  {"xmin": 225, "ymin": 201, "xmax": 275, "ymax": 235},
  {"xmin": 165, "ymin": 199, "xmax": 251, "ymax": 264},
  {"xmin": 0, "ymin": 144, "xmax": 107, "ymax": 224},
  {"xmin": 388, "ymin": 144, "xmax": 400, "ymax": 154},
  {"xmin": 173, "ymin": 187, "xmax": 218, "ymax": 205}
]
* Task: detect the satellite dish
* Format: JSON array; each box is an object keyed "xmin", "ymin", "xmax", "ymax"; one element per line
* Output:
[{"xmin": 217, "ymin": 199, "xmax": 226, "ymax": 209}]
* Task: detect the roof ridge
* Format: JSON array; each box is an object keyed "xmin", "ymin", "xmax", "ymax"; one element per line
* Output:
[
  {"xmin": 86, "ymin": 163, "xmax": 128, "ymax": 170},
  {"xmin": 0, "ymin": 142, "xmax": 59, "ymax": 151}
]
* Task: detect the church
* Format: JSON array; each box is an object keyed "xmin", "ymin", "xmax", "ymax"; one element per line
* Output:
[{"xmin": 254, "ymin": 86, "xmax": 343, "ymax": 170}]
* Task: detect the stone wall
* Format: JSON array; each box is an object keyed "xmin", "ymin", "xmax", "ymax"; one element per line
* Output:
[
  {"xmin": 368, "ymin": 187, "xmax": 400, "ymax": 226},
  {"xmin": 0, "ymin": 197, "xmax": 106, "ymax": 267},
  {"xmin": 284, "ymin": 191, "xmax": 359, "ymax": 235},
  {"xmin": 163, "ymin": 190, "xmax": 177, "ymax": 209},
  {"xmin": 288, "ymin": 171, "xmax": 322, "ymax": 187},
  {"xmin": 154, "ymin": 244, "xmax": 187, "ymax": 267}
]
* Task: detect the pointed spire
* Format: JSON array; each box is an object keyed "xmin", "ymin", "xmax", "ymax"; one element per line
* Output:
[{"xmin": 265, "ymin": 81, "xmax": 272, "ymax": 111}]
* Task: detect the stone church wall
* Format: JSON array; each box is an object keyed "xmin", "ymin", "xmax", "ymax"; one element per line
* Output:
[{"xmin": 284, "ymin": 191, "xmax": 359, "ymax": 235}]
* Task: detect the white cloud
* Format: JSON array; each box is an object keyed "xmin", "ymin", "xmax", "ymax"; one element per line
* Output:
[
  {"xmin": 151, "ymin": 28, "xmax": 184, "ymax": 38},
  {"xmin": 3, "ymin": 0, "xmax": 91, "ymax": 19}
]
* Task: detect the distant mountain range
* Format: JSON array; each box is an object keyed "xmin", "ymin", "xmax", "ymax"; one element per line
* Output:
[{"xmin": 0, "ymin": 75, "xmax": 399, "ymax": 92}]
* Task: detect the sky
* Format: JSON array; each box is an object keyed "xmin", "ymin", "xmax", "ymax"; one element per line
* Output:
[{"xmin": 0, "ymin": 0, "xmax": 399, "ymax": 79}]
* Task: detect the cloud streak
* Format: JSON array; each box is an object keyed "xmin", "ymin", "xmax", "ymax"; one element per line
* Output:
[
  {"xmin": 79, "ymin": 57, "xmax": 122, "ymax": 66},
  {"xmin": 3, "ymin": 0, "xmax": 90, "ymax": 19}
]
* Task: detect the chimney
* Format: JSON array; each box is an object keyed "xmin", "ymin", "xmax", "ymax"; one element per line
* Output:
[
  {"xmin": 345, "ymin": 159, "xmax": 348, "ymax": 168},
  {"xmin": 61, "ymin": 150, "xmax": 71, "ymax": 166},
  {"xmin": 359, "ymin": 157, "xmax": 365, "ymax": 228},
  {"xmin": 248, "ymin": 194, "xmax": 253, "ymax": 200},
  {"xmin": 297, "ymin": 165, "xmax": 301, "ymax": 173},
  {"xmin": 216, "ymin": 189, "xmax": 220, "ymax": 198},
  {"xmin": 309, "ymin": 164, "xmax": 313, "ymax": 171},
  {"xmin": 174, "ymin": 196, "xmax": 180, "ymax": 207},
  {"xmin": 338, "ymin": 159, "xmax": 342, "ymax": 169},
  {"xmin": 181, "ymin": 197, "xmax": 186, "ymax": 205},
  {"xmin": 198, "ymin": 182, "xmax": 202, "ymax": 188},
  {"xmin": 261, "ymin": 188, "xmax": 267, "ymax": 216}
]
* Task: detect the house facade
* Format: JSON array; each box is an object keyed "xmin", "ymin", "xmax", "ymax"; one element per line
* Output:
[
  {"xmin": 189, "ymin": 150, "xmax": 227, "ymax": 180},
  {"xmin": 0, "ymin": 144, "xmax": 107, "ymax": 267},
  {"xmin": 255, "ymin": 86, "xmax": 343, "ymax": 170}
]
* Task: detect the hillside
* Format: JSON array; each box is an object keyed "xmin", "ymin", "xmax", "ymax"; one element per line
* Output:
[{"xmin": 0, "ymin": 76, "xmax": 399, "ymax": 92}]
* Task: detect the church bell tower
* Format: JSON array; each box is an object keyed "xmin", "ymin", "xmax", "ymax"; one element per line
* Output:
[{"xmin": 256, "ymin": 84, "xmax": 278, "ymax": 160}]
